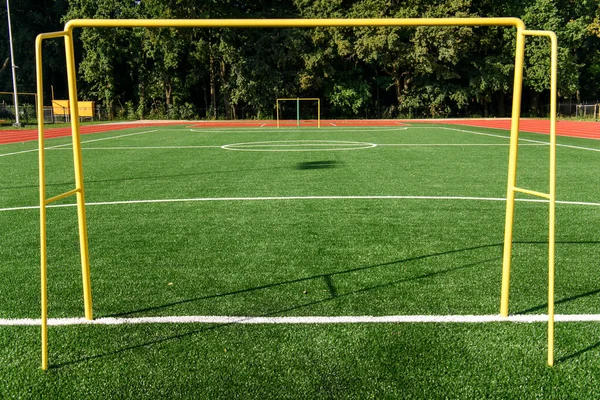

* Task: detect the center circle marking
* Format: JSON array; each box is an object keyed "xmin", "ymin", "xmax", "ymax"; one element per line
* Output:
[{"xmin": 221, "ymin": 140, "xmax": 377, "ymax": 152}]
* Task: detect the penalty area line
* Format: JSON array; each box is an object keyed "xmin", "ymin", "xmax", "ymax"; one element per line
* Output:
[{"xmin": 3, "ymin": 314, "xmax": 600, "ymax": 326}]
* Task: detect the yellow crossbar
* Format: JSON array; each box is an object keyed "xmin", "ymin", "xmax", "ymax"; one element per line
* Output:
[{"xmin": 62, "ymin": 18, "xmax": 525, "ymax": 30}]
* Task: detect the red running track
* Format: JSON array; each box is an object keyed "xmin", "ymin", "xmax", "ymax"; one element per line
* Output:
[
  {"xmin": 0, "ymin": 118, "xmax": 598, "ymax": 146},
  {"xmin": 435, "ymin": 118, "xmax": 600, "ymax": 140},
  {"xmin": 0, "ymin": 121, "xmax": 189, "ymax": 145}
]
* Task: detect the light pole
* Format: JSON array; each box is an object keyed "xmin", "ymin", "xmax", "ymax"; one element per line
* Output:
[{"xmin": 6, "ymin": 0, "xmax": 20, "ymax": 127}]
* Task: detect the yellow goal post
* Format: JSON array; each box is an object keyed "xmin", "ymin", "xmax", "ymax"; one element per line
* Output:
[
  {"xmin": 276, "ymin": 97, "xmax": 321, "ymax": 128},
  {"xmin": 35, "ymin": 18, "xmax": 557, "ymax": 370}
]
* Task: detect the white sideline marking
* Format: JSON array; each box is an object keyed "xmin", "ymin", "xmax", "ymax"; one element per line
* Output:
[
  {"xmin": 0, "ymin": 129, "xmax": 158, "ymax": 157},
  {"xmin": 1, "ymin": 195, "xmax": 600, "ymax": 213},
  {"xmin": 444, "ymin": 127, "xmax": 600, "ymax": 153},
  {"xmin": 376, "ymin": 143, "xmax": 544, "ymax": 147},
  {"xmin": 3, "ymin": 314, "xmax": 600, "ymax": 326},
  {"xmin": 75, "ymin": 129, "xmax": 159, "ymax": 145},
  {"xmin": 0, "ymin": 147, "xmax": 39, "ymax": 157},
  {"xmin": 442, "ymin": 127, "xmax": 511, "ymax": 140}
]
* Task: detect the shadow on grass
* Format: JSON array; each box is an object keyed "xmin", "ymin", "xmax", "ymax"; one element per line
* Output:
[
  {"xmin": 508, "ymin": 240, "xmax": 600, "ymax": 365},
  {"xmin": 50, "ymin": 240, "xmax": 600, "ymax": 368},
  {"xmin": 0, "ymin": 166, "xmax": 290, "ymax": 191},
  {"xmin": 511, "ymin": 240, "xmax": 600, "ymax": 315},
  {"xmin": 104, "ymin": 242, "xmax": 502, "ymax": 319},
  {"xmin": 51, "ymin": 244, "xmax": 500, "ymax": 369},
  {"xmin": 558, "ymin": 341, "xmax": 600, "ymax": 364},
  {"xmin": 103, "ymin": 240, "xmax": 598, "ymax": 319},
  {"xmin": 515, "ymin": 287, "xmax": 600, "ymax": 315},
  {"xmin": 296, "ymin": 160, "xmax": 342, "ymax": 170}
]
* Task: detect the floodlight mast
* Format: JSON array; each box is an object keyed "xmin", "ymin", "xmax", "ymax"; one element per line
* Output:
[{"xmin": 5, "ymin": 0, "xmax": 20, "ymax": 127}]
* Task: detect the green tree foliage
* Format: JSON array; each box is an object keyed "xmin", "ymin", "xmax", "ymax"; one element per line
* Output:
[
  {"xmin": 7, "ymin": 0, "xmax": 600, "ymax": 119},
  {"xmin": 0, "ymin": 0, "xmax": 68, "ymax": 101}
]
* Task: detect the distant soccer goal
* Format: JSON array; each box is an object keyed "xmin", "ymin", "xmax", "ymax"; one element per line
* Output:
[
  {"xmin": 575, "ymin": 103, "xmax": 600, "ymax": 120},
  {"xmin": 276, "ymin": 97, "xmax": 321, "ymax": 128},
  {"xmin": 0, "ymin": 91, "xmax": 37, "ymax": 124}
]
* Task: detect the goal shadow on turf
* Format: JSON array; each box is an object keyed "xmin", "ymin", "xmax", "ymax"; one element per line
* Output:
[
  {"xmin": 2, "ymin": 166, "xmax": 292, "ymax": 190},
  {"xmin": 51, "ymin": 240, "xmax": 600, "ymax": 369},
  {"xmin": 513, "ymin": 240, "xmax": 600, "ymax": 316},
  {"xmin": 52, "ymin": 249, "xmax": 500, "ymax": 369},
  {"xmin": 558, "ymin": 341, "xmax": 600, "ymax": 364},
  {"xmin": 102, "ymin": 242, "xmax": 503, "ymax": 319}
]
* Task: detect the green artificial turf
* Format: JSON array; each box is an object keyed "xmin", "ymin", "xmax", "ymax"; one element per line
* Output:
[{"xmin": 1, "ymin": 123, "xmax": 600, "ymax": 398}]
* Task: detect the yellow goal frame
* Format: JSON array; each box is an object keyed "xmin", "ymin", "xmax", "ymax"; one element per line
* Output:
[{"xmin": 35, "ymin": 18, "xmax": 557, "ymax": 370}]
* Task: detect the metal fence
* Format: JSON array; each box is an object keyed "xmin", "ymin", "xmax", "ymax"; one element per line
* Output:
[
  {"xmin": 2, "ymin": 101, "xmax": 600, "ymax": 125},
  {"xmin": 552, "ymin": 102, "xmax": 600, "ymax": 119}
]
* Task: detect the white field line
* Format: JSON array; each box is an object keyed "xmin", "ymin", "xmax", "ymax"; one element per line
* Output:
[
  {"xmin": 0, "ymin": 129, "xmax": 158, "ymax": 157},
  {"xmin": 188, "ymin": 127, "xmax": 416, "ymax": 133},
  {"xmin": 442, "ymin": 127, "xmax": 512, "ymax": 140},
  {"xmin": 225, "ymin": 143, "xmax": 372, "ymax": 147},
  {"xmin": 376, "ymin": 143, "xmax": 545, "ymax": 147},
  {"xmin": 443, "ymin": 127, "xmax": 600, "ymax": 153},
  {"xmin": 2, "ymin": 195, "xmax": 600, "ymax": 213},
  {"xmin": 48, "ymin": 145, "xmax": 222, "ymax": 151},
  {"xmin": 3, "ymin": 314, "xmax": 600, "ymax": 326},
  {"xmin": 69, "ymin": 129, "xmax": 159, "ymax": 145},
  {"xmin": 42, "ymin": 143, "xmax": 547, "ymax": 151},
  {"xmin": 40, "ymin": 142, "xmax": 546, "ymax": 152},
  {"xmin": 0, "ymin": 147, "xmax": 39, "ymax": 157}
]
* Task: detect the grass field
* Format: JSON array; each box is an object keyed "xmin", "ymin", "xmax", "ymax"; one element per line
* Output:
[{"xmin": 1, "ymin": 122, "xmax": 600, "ymax": 398}]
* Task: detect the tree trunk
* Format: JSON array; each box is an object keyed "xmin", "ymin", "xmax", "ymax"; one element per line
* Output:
[
  {"xmin": 531, "ymin": 92, "xmax": 540, "ymax": 116},
  {"xmin": 209, "ymin": 55, "xmax": 217, "ymax": 119},
  {"xmin": 497, "ymin": 92, "xmax": 505, "ymax": 117},
  {"xmin": 202, "ymin": 80, "xmax": 209, "ymax": 114},
  {"xmin": 138, "ymin": 81, "xmax": 145, "ymax": 119},
  {"xmin": 394, "ymin": 76, "xmax": 402, "ymax": 108},
  {"xmin": 482, "ymin": 98, "xmax": 489, "ymax": 117},
  {"xmin": 165, "ymin": 81, "xmax": 172, "ymax": 106},
  {"xmin": 220, "ymin": 60, "xmax": 232, "ymax": 120}
]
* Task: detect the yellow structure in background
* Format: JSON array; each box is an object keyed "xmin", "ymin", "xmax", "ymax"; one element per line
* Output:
[
  {"xmin": 276, "ymin": 97, "xmax": 321, "ymax": 128},
  {"xmin": 78, "ymin": 101, "xmax": 94, "ymax": 118},
  {"xmin": 51, "ymin": 100, "xmax": 69, "ymax": 116},
  {"xmin": 35, "ymin": 18, "xmax": 557, "ymax": 370},
  {"xmin": 51, "ymin": 100, "xmax": 95, "ymax": 118}
]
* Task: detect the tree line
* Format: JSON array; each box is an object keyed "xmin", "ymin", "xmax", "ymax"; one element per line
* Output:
[{"xmin": 1, "ymin": 0, "xmax": 600, "ymax": 120}]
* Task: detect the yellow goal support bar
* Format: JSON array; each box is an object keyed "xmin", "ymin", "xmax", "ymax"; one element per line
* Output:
[{"xmin": 35, "ymin": 18, "xmax": 557, "ymax": 370}]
